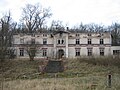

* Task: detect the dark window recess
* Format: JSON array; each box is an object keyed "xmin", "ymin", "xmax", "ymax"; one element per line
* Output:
[
  {"xmin": 58, "ymin": 40, "xmax": 60, "ymax": 44},
  {"xmin": 76, "ymin": 34, "xmax": 79, "ymax": 37},
  {"xmin": 88, "ymin": 33, "xmax": 91, "ymax": 36},
  {"xmin": 88, "ymin": 39, "xmax": 91, "ymax": 44},
  {"xmin": 31, "ymin": 39, "xmax": 35, "ymax": 44},
  {"xmin": 32, "ymin": 34, "xmax": 35, "ymax": 37},
  {"xmin": 43, "ymin": 39, "xmax": 47, "ymax": 45},
  {"xmin": 43, "ymin": 34, "xmax": 47, "ymax": 37},
  {"xmin": 88, "ymin": 48, "xmax": 92, "ymax": 56},
  {"xmin": 76, "ymin": 39, "xmax": 80, "ymax": 44},
  {"xmin": 20, "ymin": 48, "xmax": 24, "ymax": 56},
  {"xmin": 37, "ymin": 35, "xmax": 40, "ymax": 37},
  {"xmin": 75, "ymin": 49, "xmax": 80, "ymax": 56},
  {"xmin": 113, "ymin": 50, "xmax": 120, "ymax": 55},
  {"xmin": 57, "ymin": 39, "xmax": 64, "ymax": 44},
  {"xmin": 100, "ymin": 49, "xmax": 104, "ymax": 56},
  {"xmin": 100, "ymin": 39, "xmax": 104, "ymax": 44},
  {"xmin": 61, "ymin": 39, "xmax": 64, "ymax": 44},
  {"xmin": 43, "ymin": 49, "xmax": 47, "ymax": 56}
]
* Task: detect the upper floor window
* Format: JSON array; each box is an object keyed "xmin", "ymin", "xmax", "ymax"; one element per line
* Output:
[
  {"xmin": 58, "ymin": 40, "xmax": 60, "ymax": 44},
  {"xmin": 43, "ymin": 38, "xmax": 47, "ymax": 45},
  {"xmin": 88, "ymin": 48, "xmax": 92, "ymax": 56},
  {"xmin": 20, "ymin": 38, "xmax": 24, "ymax": 44},
  {"xmin": 100, "ymin": 39, "xmax": 104, "ymax": 44},
  {"xmin": 31, "ymin": 34, "xmax": 35, "ymax": 37},
  {"xmin": 100, "ymin": 48, "xmax": 104, "ymax": 56},
  {"xmin": 61, "ymin": 39, "xmax": 64, "ymax": 44},
  {"xmin": 76, "ymin": 34, "xmax": 80, "ymax": 37},
  {"xmin": 31, "ymin": 39, "xmax": 35, "ymax": 44},
  {"xmin": 88, "ymin": 39, "xmax": 91, "ymax": 44},
  {"xmin": 88, "ymin": 33, "xmax": 91, "ymax": 36},
  {"xmin": 76, "ymin": 39, "xmax": 80, "ymax": 44},
  {"xmin": 57, "ymin": 39, "xmax": 65, "ymax": 44},
  {"xmin": 43, "ymin": 34, "xmax": 47, "ymax": 37}
]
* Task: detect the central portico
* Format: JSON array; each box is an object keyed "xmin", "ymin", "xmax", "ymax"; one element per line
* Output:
[{"xmin": 53, "ymin": 30, "xmax": 69, "ymax": 59}]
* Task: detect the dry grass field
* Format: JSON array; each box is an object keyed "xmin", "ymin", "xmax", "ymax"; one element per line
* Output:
[
  {"xmin": 1, "ymin": 75, "xmax": 120, "ymax": 90},
  {"xmin": 0, "ymin": 57, "xmax": 120, "ymax": 90}
]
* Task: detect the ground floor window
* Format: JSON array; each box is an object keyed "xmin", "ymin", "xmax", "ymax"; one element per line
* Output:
[
  {"xmin": 19, "ymin": 48, "xmax": 24, "ymax": 56},
  {"xmin": 88, "ymin": 48, "xmax": 92, "ymax": 56},
  {"xmin": 75, "ymin": 49, "xmax": 80, "ymax": 56},
  {"xmin": 100, "ymin": 48, "xmax": 104, "ymax": 56},
  {"xmin": 113, "ymin": 50, "xmax": 120, "ymax": 55},
  {"xmin": 42, "ymin": 49, "xmax": 47, "ymax": 57}
]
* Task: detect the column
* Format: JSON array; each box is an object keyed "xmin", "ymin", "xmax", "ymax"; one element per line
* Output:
[
  {"xmin": 65, "ymin": 34, "xmax": 68, "ymax": 58},
  {"xmin": 53, "ymin": 35, "xmax": 57, "ymax": 58}
]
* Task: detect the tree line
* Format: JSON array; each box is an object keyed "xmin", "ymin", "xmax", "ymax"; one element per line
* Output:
[{"xmin": 0, "ymin": 3, "xmax": 120, "ymax": 61}]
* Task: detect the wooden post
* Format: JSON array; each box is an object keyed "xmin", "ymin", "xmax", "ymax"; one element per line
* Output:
[
  {"xmin": 54, "ymin": 73, "xmax": 57, "ymax": 90},
  {"xmin": 1, "ymin": 79, "xmax": 3, "ymax": 90},
  {"xmin": 108, "ymin": 74, "xmax": 112, "ymax": 88}
]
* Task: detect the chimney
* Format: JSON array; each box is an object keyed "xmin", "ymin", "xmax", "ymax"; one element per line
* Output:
[{"xmin": 66, "ymin": 27, "xmax": 69, "ymax": 30}]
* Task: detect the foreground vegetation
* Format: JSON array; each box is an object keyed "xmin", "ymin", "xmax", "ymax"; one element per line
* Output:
[
  {"xmin": 0, "ymin": 56, "xmax": 120, "ymax": 90},
  {"xmin": 1, "ymin": 75, "xmax": 120, "ymax": 90}
]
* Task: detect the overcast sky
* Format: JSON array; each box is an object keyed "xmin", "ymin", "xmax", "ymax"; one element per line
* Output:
[{"xmin": 0, "ymin": 0, "xmax": 120, "ymax": 27}]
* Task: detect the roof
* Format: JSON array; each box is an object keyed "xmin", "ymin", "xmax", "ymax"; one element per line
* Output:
[{"xmin": 53, "ymin": 30, "xmax": 70, "ymax": 35}]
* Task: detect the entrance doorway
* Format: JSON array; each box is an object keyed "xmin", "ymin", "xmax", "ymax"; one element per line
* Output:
[{"xmin": 58, "ymin": 49, "xmax": 64, "ymax": 59}]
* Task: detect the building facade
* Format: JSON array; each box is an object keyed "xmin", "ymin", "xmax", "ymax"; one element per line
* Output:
[{"xmin": 13, "ymin": 30, "xmax": 120, "ymax": 59}]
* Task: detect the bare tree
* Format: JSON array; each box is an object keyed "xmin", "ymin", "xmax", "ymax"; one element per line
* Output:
[
  {"xmin": 50, "ymin": 20, "xmax": 65, "ymax": 31},
  {"xmin": 21, "ymin": 3, "xmax": 52, "ymax": 33},
  {"xmin": 109, "ymin": 23, "xmax": 120, "ymax": 45},
  {"xmin": 72, "ymin": 23, "xmax": 106, "ymax": 33},
  {"xmin": 25, "ymin": 40, "xmax": 39, "ymax": 61},
  {"xmin": 71, "ymin": 23, "xmax": 87, "ymax": 32},
  {"xmin": 0, "ymin": 12, "xmax": 16, "ymax": 62},
  {"xmin": 84, "ymin": 23, "xmax": 105, "ymax": 33}
]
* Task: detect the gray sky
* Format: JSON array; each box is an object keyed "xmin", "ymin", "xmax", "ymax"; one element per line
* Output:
[{"xmin": 0, "ymin": 0, "xmax": 120, "ymax": 27}]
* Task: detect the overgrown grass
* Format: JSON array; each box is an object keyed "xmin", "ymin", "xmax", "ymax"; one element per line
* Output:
[
  {"xmin": 0, "ymin": 57, "xmax": 120, "ymax": 90},
  {"xmin": 0, "ymin": 59, "xmax": 42, "ymax": 80},
  {"xmin": 78, "ymin": 56, "xmax": 120, "ymax": 68},
  {"xmin": 65, "ymin": 56, "xmax": 120, "ymax": 75},
  {"xmin": 1, "ymin": 75, "xmax": 120, "ymax": 90}
]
